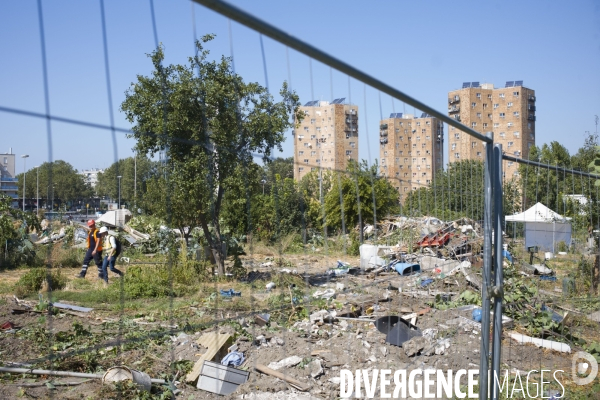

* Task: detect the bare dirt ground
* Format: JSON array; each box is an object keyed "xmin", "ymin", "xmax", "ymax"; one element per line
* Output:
[{"xmin": 0, "ymin": 250, "xmax": 598, "ymax": 399}]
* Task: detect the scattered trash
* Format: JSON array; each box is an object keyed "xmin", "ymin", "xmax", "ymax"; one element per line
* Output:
[
  {"xmin": 307, "ymin": 359, "xmax": 323, "ymax": 378},
  {"xmin": 420, "ymin": 278, "xmax": 434, "ymax": 287},
  {"xmin": 266, "ymin": 282, "xmax": 276, "ymax": 291},
  {"xmin": 539, "ymin": 275, "xmax": 557, "ymax": 281},
  {"xmin": 52, "ymin": 303, "xmax": 93, "ymax": 313},
  {"xmin": 312, "ymin": 289, "xmax": 335, "ymax": 300},
  {"xmin": 255, "ymin": 313, "xmax": 270, "ymax": 326},
  {"xmin": 394, "ymin": 263, "xmax": 420, "ymax": 276},
  {"xmin": 1, "ymin": 321, "xmax": 15, "ymax": 331},
  {"xmin": 267, "ymin": 356, "xmax": 303, "ymax": 371},
  {"xmin": 508, "ymin": 332, "xmax": 571, "ymax": 353},
  {"xmin": 186, "ymin": 332, "xmax": 233, "ymax": 382},
  {"xmin": 255, "ymin": 364, "xmax": 310, "ymax": 392},
  {"xmin": 403, "ymin": 336, "xmax": 429, "ymax": 357},
  {"xmin": 103, "ymin": 366, "xmax": 152, "ymax": 392},
  {"xmin": 198, "ymin": 360, "xmax": 249, "ymax": 395},
  {"xmin": 472, "ymin": 309, "xmax": 482, "ymax": 323},
  {"xmin": 220, "ymin": 289, "xmax": 241, "ymax": 297},
  {"xmin": 220, "ymin": 351, "xmax": 245, "ymax": 367}
]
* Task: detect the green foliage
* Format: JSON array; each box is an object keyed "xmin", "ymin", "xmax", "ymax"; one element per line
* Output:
[
  {"xmin": 429, "ymin": 289, "xmax": 481, "ymax": 310},
  {"xmin": 96, "ymin": 156, "xmax": 158, "ymax": 206},
  {"xmin": 14, "ymin": 267, "xmax": 66, "ymax": 297},
  {"xmin": 323, "ymin": 159, "xmax": 400, "ymax": 232},
  {"xmin": 0, "ymin": 194, "xmax": 42, "ymax": 268},
  {"xmin": 17, "ymin": 160, "xmax": 92, "ymax": 210},
  {"xmin": 121, "ymin": 37, "xmax": 301, "ymax": 275},
  {"xmin": 404, "ymin": 160, "xmax": 485, "ymax": 220}
]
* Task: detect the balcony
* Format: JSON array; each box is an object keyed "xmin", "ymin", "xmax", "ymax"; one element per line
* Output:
[
  {"xmin": 452, "ymin": 115, "xmax": 461, "ymax": 122},
  {"xmin": 380, "ymin": 131, "xmax": 388, "ymax": 137},
  {"xmin": 528, "ymin": 95, "xmax": 536, "ymax": 102},
  {"xmin": 380, "ymin": 123, "xmax": 388, "ymax": 130},
  {"xmin": 0, "ymin": 177, "xmax": 18, "ymax": 182},
  {"xmin": 448, "ymin": 106, "xmax": 460, "ymax": 113},
  {"xmin": 1, "ymin": 185, "xmax": 18, "ymax": 190},
  {"xmin": 345, "ymin": 109, "xmax": 357, "ymax": 115},
  {"xmin": 527, "ymin": 105, "xmax": 536, "ymax": 111},
  {"xmin": 380, "ymin": 138, "xmax": 388, "ymax": 145},
  {"xmin": 527, "ymin": 115, "xmax": 536, "ymax": 121},
  {"xmin": 448, "ymin": 96, "xmax": 460, "ymax": 104}
]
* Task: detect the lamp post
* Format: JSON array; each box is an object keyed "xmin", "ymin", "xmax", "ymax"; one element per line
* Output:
[
  {"xmin": 35, "ymin": 166, "xmax": 39, "ymax": 213},
  {"xmin": 21, "ymin": 155, "xmax": 29, "ymax": 211},
  {"xmin": 117, "ymin": 175, "xmax": 122, "ymax": 209},
  {"xmin": 261, "ymin": 179, "xmax": 266, "ymax": 195}
]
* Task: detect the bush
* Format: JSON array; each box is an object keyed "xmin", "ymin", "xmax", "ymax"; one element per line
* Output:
[{"xmin": 14, "ymin": 267, "xmax": 66, "ymax": 297}]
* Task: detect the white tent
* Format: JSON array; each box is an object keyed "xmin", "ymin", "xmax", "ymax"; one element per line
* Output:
[{"xmin": 505, "ymin": 202, "xmax": 571, "ymax": 252}]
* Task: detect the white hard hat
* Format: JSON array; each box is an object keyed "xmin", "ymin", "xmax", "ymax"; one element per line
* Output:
[{"xmin": 99, "ymin": 226, "xmax": 109, "ymax": 234}]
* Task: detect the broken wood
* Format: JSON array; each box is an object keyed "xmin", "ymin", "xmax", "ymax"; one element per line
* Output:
[
  {"xmin": 185, "ymin": 332, "xmax": 232, "ymax": 383},
  {"xmin": 255, "ymin": 364, "xmax": 310, "ymax": 392},
  {"xmin": 0, "ymin": 367, "xmax": 165, "ymax": 383}
]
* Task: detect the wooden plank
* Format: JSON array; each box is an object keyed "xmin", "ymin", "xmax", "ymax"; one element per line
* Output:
[
  {"xmin": 185, "ymin": 332, "xmax": 232, "ymax": 383},
  {"xmin": 255, "ymin": 364, "xmax": 310, "ymax": 392}
]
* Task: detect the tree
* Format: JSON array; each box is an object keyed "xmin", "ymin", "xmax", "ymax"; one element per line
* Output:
[
  {"xmin": 0, "ymin": 194, "xmax": 41, "ymax": 267},
  {"xmin": 95, "ymin": 156, "xmax": 158, "ymax": 207},
  {"xmin": 120, "ymin": 37, "xmax": 301, "ymax": 274},
  {"xmin": 323, "ymin": 160, "xmax": 400, "ymax": 236},
  {"xmin": 17, "ymin": 161, "xmax": 91, "ymax": 210}
]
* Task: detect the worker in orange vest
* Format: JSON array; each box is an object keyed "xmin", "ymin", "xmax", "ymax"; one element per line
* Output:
[{"xmin": 76, "ymin": 219, "xmax": 104, "ymax": 279}]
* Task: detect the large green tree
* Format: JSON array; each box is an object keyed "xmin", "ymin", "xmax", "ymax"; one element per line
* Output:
[
  {"xmin": 120, "ymin": 37, "xmax": 301, "ymax": 274},
  {"xmin": 17, "ymin": 161, "xmax": 91, "ymax": 210},
  {"xmin": 323, "ymin": 160, "xmax": 400, "ymax": 236}
]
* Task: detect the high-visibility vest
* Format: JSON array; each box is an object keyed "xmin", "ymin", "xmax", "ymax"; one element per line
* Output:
[{"xmin": 86, "ymin": 228, "xmax": 103, "ymax": 251}]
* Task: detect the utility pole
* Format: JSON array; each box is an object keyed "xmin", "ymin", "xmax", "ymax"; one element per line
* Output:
[
  {"xmin": 36, "ymin": 166, "xmax": 39, "ymax": 214},
  {"xmin": 21, "ymin": 155, "xmax": 29, "ymax": 211},
  {"xmin": 134, "ymin": 153, "xmax": 137, "ymax": 208}
]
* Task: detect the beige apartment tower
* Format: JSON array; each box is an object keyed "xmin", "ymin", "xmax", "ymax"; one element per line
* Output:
[
  {"xmin": 293, "ymin": 99, "xmax": 359, "ymax": 181},
  {"xmin": 379, "ymin": 113, "xmax": 444, "ymax": 199},
  {"xmin": 447, "ymin": 81, "xmax": 536, "ymax": 178}
]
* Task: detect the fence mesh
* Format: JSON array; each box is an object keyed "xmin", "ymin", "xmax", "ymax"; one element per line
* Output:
[{"xmin": 0, "ymin": 1, "xmax": 598, "ymax": 399}]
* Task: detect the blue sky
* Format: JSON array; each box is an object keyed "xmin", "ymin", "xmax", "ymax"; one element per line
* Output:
[{"xmin": 1, "ymin": 0, "xmax": 599, "ymax": 174}]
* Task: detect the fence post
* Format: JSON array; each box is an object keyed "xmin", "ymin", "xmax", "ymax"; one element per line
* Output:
[
  {"xmin": 479, "ymin": 132, "xmax": 494, "ymax": 400},
  {"xmin": 491, "ymin": 144, "xmax": 504, "ymax": 399}
]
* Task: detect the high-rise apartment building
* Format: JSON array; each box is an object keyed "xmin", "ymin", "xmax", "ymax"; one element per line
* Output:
[
  {"xmin": 447, "ymin": 81, "xmax": 536, "ymax": 178},
  {"xmin": 0, "ymin": 150, "xmax": 18, "ymax": 207},
  {"xmin": 293, "ymin": 99, "xmax": 359, "ymax": 181},
  {"xmin": 379, "ymin": 113, "xmax": 444, "ymax": 199}
]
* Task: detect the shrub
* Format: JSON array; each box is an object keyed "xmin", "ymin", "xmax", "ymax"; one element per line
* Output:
[{"xmin": 14, "ymin": 267, "xmax": 66, "ymax": 297}]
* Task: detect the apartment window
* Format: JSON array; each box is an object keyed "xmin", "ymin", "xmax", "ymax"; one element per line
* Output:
[
  {"xmin": 513, "ymin": 91, "xmax": 519, "ymax": 97},
  {"xmin": 454, "ymin": 133, "xmax": 460, "ymax": 139},
  {"xmin": 310, "ymin": 135, "xmax": 316, "ymax": 139},
  {"xmin": 346, "ymin": 150, "xmax": 352, "ymax": 155},
  {"xmin": 426, "ymin": 121, "xmax": 431, "ymax": 125},
  {"xmin": 528, "ymin": 123, "xmax": 532, "ymax": 130},
  {"xmin": 455, "ymin": 153, "xmax": 460, "ymax": 159},
  {"xmin": 426, "ymin": 180, "xmax": 431, "ymax": 184},
  {"xmin": 513, "ymin": 131, "xmax": 520, "ymax": 138},
  {"xmin": 483, "ymin": 103, "xmax": 488, "ymax": 109},
  {"xmin": 350, "ymin": 142, "xmax": 356, "ymax": 148},
  {"xmin": 417, "ymin": 136, "xmax": 421, "ymax": 141},
  {"xmin": 488, "ymin": 114, "xmax": 492, "ymax": 119},
  {"xmin": 416, "ymin": 122, "xmax": 421, "ymax": 126},
  {"xmin": 487, "ymin": 94, "xmax": 492, "ymax": 99},
  {"xmin": 499, "ymin": 93, "xmax": 505, "ymax": 98},
  {"xmin": 310, "ymin": 151, "xmax": 316, "ymax": 156},
  {"xmin": 499, "ymin": 112, "xmax": 505, "ymax": 118},
  {"xmin": 304, "ymin": 143, "xmax": 309, "ymax": 147},
  {"xmin": 404, "ymin": 129, "xmax": 408, "ymax": 134},
  {"xmin": 471, "ymin": 122, "xmax": 477, "ymax": 128},
  {"xmin": 345, "ymin": 134, "xmax": 350, "ymax": 139},
  {"xmin": 451, "ymin": 143, "xmax": 456, "ymax": 150},
  {"xmin": 303, "ymin": 126, "xmax": 309, "ymax": 132},
  {"xmin": 422, "ymin": 158, "xmax": 426, "ymax": 163},
  {"xmin": 471, "ymin": 102, "xmax": 477, "ymax": 108},
  {"xmin": 500, "ymin": 132, "xmax": 506, "ymax": 138},
  {"xmin": 316, "ymin": 127, "xmax": 321, "ymax": 132},
  {"xmin": 310, "ymin": 118, "xmax": 315, "ymax": 124},
  {"xmin": 476, "ymin": 113, "xmax": 482, "ymax": 118},
  {"xmin": 514, "ymin": 150, "xmax": 521, "ymax": 156},
  {"xmin": 528, "ymin": 142, "xmax": 533, "ymax": 149},
  {"xmin": 404, "ymin": 158, "xmax": 408, "ymax": 163},
  {"xmin": 395, "ymin": 157, "xmax": 399, "ymax": 163},
  {"xmin": 412, "ymin": 144, "xmax": 417, "ymax": 148},
  {"xmin": 493, "ymin": 103, "xmax": 499, "ymax": 109},
  {"xmin": 508, "ymin": 162, "xmax": 513, "ymax": 167},
  {"xmin": 483, "ymin": 123, "xmax": 488, "ymax": 128},
  {"xmin": 507, "ymin": 142, "xmax": 514, "ymax": 147},
  {"xmin": 395, "ymin": 129, "xmax": 400, "ymax": 133},
  {"xmin": 427, "ymin": 164, "xmax": 431, "ymax": 169},
  {"xmin": 477, "ymin": 152, "xmax": 482, "ymax": 157},
  {"xmin": 493, "ymin": 123, "xmax": 499, "ymax": 128},
  {"xmin": 298, "ymin": 135, "xmax": 304, "ymax": 141},
  {"xmin": 298, "ymin": 167, "xmax": 304, "ymax": 172},
  {"xmin": 513, "ymin": 111, "xmax": 520, "ymax": 117},
  {"xmin": 472, "ymin": 141, "xmax": 477, "ymax": 148},
  {"xmin": 381, "ymin": 159, "xmax": 386, "ymax": 164},
  {"xmin": 304, "ymin": 159, "xmax": 309, "ymax": 164},
  {"xmin": 426, "ymin": 135, "xmax": 430, "ymax": 140},
  {"xmin": 3, "ymin": 157, "xmax": 7, "ymax": 164},
  {"xmin": 507, "ymin": 122, "xmax": 513, "ymax": 127},
  {"xmin": 529, "ymin": 134, "xmax": 535, "ymax": 140},
  {"xmin": 507, "ymin": 102, "xmax": 513, "ymax": 107},
  {"xmin": 384, "ymin": 151, "xmax": 388, "ymax": 156},
  {"xmin": 298, "ymin": 151, "xmax": 304, "ymax": 156},
  {"xmin": 412, "ymin": 158, "xmax": 417, "ymax": 163},
  {"xmin": 421, "ymin": 129, "xmax": 426, "ymax": 134},
  {"xmin": 476, "ymin": 93, "xmax": 481, "ymax": 98}
]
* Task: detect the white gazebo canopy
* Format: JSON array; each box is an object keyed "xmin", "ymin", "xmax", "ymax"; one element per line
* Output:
[{"xmin": 505, "ymin": 202, "xmax": 571, "ymax": 252}]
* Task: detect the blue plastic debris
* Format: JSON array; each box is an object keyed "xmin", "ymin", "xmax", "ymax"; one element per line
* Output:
[
  {"xmin": 220, "ymin": 289, "xmax": 241, "ymax": 297},
  {"xmin": 472, "ymin": 308, "xmax": 482, "ymax": 322},
  {"xmin": 502, "ymin": 249, "xmax": 513, "ymax": 263},
  {"xmin": 541, "ymin": 304, "xmax": 563, "ymax": 323},
  {"xmin": 420, "ymin": 278, "xmax": 434, "ymax": 287},
  {"xmin": 221, "ymin": 351, "xmax": 245, "ymax": 367},
  {"xmin": 394, "ymin": 263, "xmax": 421, "ymax": 276},
  {"xmin": 539, "ymin": 276, "xmax": 557, "ymax": 281}
]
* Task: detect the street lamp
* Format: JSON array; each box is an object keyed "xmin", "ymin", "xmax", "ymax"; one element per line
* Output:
[
  {"xmin": 261, "ymin": 179, "xmax": 266, "ymax": 195},
  {"xmin": 117, "ymin": 175, "xmax": 122, "ymax": 209},
  {"xmin": 35, "ymin": 166, "xmax": 39, "ymax": 214},
  {"xmin": 21, "ymin": 155, "xmax": 29, "ymax": 212}
]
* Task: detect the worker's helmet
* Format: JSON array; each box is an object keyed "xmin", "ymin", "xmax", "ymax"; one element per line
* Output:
[
  {"xmin": 99, "ymin": 226, "xmax": 108, "ymax": 234},
  {"xmin": 87, "ymin": 219, "xmax": 96, "ymax": 227}
]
